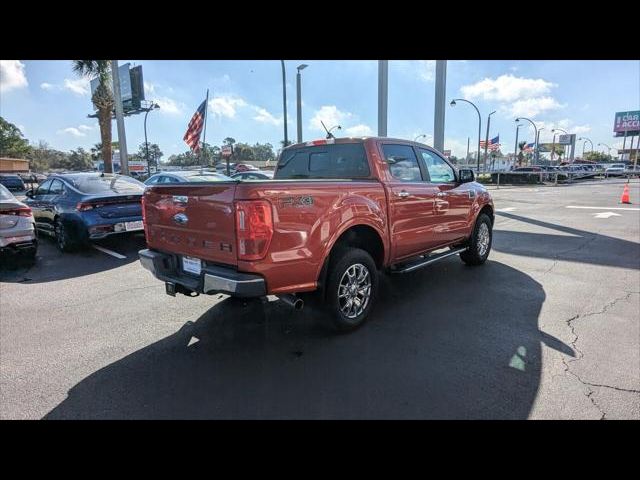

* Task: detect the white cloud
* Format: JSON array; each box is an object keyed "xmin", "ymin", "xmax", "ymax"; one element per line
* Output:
[
  {"xmin": 394, "ymin": 60, "xmax": 436, "ymax": 82},
  {"xmin": 40, "ymin": 82, "xmax": 56, "ymax": 91},
  {"xmin": 0, "ymin": 60, "xmax": 28, "ymax": 93},
  {"xmin": 461, "ymin": 74, "xmax": 557, "ymax": 102},
  {"xmin": 252, "ymin": 107, "xmax": 282, "ymax": 126},
  {"xmin": 155, "ymin": 96, "xmax": 183, "ymax": 115},
  {"xmin": 63, "ymin": 78, "xmax": 89, "ymax": 95},
  {"xmin": 344, "ymin": 124, "xmax": 374, "ymax": 136},
  {"xmin": 208, "ymin": 95, "xmax": 247, "ymax": 118},
  {"xmin": 309, "ymin": 105, "xmax": 354, "ymax": 131},
  {"xmin": 444, "ymin": 137, "xmax": 474, "ymax": 158},
  {"xmin": 508, "ymin": 96, "xmax": 565, "ymax": 118},
  {"xmin": 57, "ymin": 127, "xmax": 87, "ymax": 137},
  {"xmin": 144, "ymin": 81, "xmax": 156, "ymax": 95},
  {"xmin": 57, "ymin": 124, "xmax": 93, "ymax": 137},
  {"xmin": 533, "ymin": 119, "xmax": 591, "ymax": 140}
]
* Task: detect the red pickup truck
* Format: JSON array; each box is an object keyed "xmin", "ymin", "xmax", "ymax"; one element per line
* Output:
[{"xmin": 139, "ymin": 137, "xmax": 494, "ymax": 330}]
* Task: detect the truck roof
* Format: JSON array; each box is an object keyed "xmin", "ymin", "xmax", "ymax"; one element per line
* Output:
[{"xmin": 285, "ymin": 136, "xmax": 434, "ymax": 150}]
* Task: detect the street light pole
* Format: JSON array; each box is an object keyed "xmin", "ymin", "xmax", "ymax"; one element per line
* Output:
[
  {"xmin": 578, "ymin": 136, "xmax": 593, "ymax": 156},
  {"xmin": 516, "ymin": 117, "xmax": 538, "ymax": 165},
  {"xmin": 450, "ymin": 98, "xmax": 482, "ymax": 173},
  {"xmin": 514, "ymin": 124, "xmax": 522, "ymax": 166},
  {"xmin": 536, "ymin": 128, "xmax": 544, "ymax": 164},
  {"xmin": 414, "ymin": 134, "xmax": 428, "ymax": 142},
  {"xmin": 281, "ymin": 60, "xmax": 288, "ymax": 147},
  {"xmin": 296, "ymin": 64, "xmax": 308, "ymax": 144},
  {"xmin": 483, "ymin": 110, "xmax": 496, "ymax": 171},
  {"xmin": 598, "ymin": 142, "xmax": 613, "ymax": 157},
  {"xmin": 143, "ymin": 102, "xmax": 160, "ymax": 175},
  {"xmin": 378, "ymin": 60, "xmax": 389, "ymax": 136}
]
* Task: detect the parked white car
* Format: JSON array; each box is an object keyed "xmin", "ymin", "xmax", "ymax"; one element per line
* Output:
[
  {"xmin": 605, "ymin": 164, "xmax": 627, "ymax": 177},
  {"xmin": 0, "ymin": 184, "xmax": 37, "ymax": 261}
]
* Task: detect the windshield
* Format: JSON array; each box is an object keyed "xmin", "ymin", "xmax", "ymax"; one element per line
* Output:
[
  {"xmin": 275, "ymin": 143, "xmax": 370, "ymax": 179},
  {"xmin": 67, "ymin": 175, "xmax": 145, "ymax": 194}
]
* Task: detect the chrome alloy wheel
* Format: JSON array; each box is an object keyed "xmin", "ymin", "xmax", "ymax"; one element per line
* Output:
[
  {"xmin": 338, "ymin": 263, "xmax": 372, "ymax": 319},
  {"xmin": 477, "ymin": 222, "xmax": 490, "ymax": 257}
]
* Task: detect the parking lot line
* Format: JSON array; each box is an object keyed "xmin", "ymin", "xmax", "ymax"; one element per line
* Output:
[
  {"xmin": 92, "ymin": 245, "xmax": 127, "ymax": 259},
  {"xmin": 566, "ymin": 206, "xmax": 640, "ymax": 211}
]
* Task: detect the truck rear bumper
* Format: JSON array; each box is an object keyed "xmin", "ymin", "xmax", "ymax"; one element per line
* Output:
[{"xmin": 139, "ymin": 248, "xmax": 266, "ymax": 298}]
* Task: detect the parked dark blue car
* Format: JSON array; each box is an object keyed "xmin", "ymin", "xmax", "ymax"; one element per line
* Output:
[{"xmin": 24, "ymin": 172, "xmax": 145, "ymax": 252}]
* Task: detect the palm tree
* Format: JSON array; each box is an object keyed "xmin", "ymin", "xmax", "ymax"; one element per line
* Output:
[
  {"xmin": 518, "ymin": 141, "xmax": 527, "ymax": 166},
  {"xmin": 72, "ymin": 61, "xmax": 114, "ymax": 173}
]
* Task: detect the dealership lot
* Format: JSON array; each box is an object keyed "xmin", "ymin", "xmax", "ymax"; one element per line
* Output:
[{"xmin": 1, "ymin": 179, "xmax": 638, "ymax": 419}]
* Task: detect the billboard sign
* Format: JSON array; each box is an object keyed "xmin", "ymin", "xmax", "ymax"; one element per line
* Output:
[
  {"xmin": 90, "ymin": 63, "xmax": 145, "ymax": 111},
  {"xmin": 614, "ymin": 111, "xmax": 640, "ymax": 133},
  {"xmin": 221, "ymin": 145, "xmax": 233, "ymax": 158},
  {"xmin": 558, "ymin": 134, "xmax": 574, "ymax": 145}
]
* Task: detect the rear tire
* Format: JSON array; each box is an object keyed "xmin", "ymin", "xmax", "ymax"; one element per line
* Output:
[
  {"xmin": 55, "ymin": 219, "xmax": 79, "ymax": 253},
  {"xmin": 460, "ymin": 213, "xmax": 492, "ymax": 266},
  {"xmin": 325, "ymin": 247, "xmax": 378, "ymax": 332}
]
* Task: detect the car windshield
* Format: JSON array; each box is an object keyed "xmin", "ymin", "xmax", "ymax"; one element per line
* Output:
[
  {"xmin": 66, "ymin": 175, "xmax": 145, "ymax": 194},
  {"xmin": 0, "ymin": 184, "xmax": 15, "ymax": 200}
]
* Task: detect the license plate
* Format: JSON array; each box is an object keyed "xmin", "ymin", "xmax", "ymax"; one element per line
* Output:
[
  {"xmin": 125, "ymin": 220, "xmax": 144, "ymax": 231},
  {"xmin": 182, "ymin": 256, "xmax": 202, "ymax": 275}
]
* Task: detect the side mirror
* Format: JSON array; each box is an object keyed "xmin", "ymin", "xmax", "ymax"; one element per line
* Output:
[
  {"xmin": 459, "ymin": 169, "xmax": 475, "ymax": 183},
  {"xmin": 25, "ymin": 189, "xmax": 35, "ymax": 198}
]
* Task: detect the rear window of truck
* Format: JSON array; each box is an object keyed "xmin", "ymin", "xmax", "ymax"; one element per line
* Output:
[{"xmin": 274, "ymin": 143, "xmax": 370, "ymax": 179}]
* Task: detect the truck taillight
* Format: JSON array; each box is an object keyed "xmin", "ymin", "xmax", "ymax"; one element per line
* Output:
[
  {"xmin": 76, "ymin": 202, "xmax": 95, "ymax": 211},
  {"xmin": 235, "ymin": 200, "xmax": 273, "ymax": 261}
]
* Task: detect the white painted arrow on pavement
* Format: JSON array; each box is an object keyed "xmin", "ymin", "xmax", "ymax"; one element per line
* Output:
[{"xmin": 593, "ymin": 212, "xmax": 621, "ymax": 218}]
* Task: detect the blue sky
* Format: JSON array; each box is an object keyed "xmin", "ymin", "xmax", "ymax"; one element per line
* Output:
[{"xmin": 1, "ymin": 60, "xmax": 638, "ymax": 160}]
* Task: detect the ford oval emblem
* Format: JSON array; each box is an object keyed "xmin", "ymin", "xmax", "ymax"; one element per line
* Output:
[{"xmin": 173, "ymin": 213, "xmax": 189, "ymax": 225}]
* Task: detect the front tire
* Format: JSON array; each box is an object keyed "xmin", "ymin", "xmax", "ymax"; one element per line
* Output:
[
  {"xmin": 460, "ymin": 213, "xmax": 492, "ymax": 265},
  {"xmin": 325, "ymin": 248, "xmax": 378, "ymax": 332}
]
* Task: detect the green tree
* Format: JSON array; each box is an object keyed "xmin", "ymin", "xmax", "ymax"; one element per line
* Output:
[
  {"xmin": 223, "ymin": 137, "xmax": 236, "ymax": 146},
  {"xmin": 65, "ymin": 148, "xmax": 93, "ymax": 170},
  {"xmin": 252, "ymin": 142, "xmax": 276, "ymax": 163},
  {"xmin": 518, "ymin": 141, "xmax": 527, "ymax": 165},
  {"xmin": 0, "ymin": 117, "xmax": 31, "ymax": 158},
  {"xmin": 72, "ymin": 60, "xmax": 114, "ymax": 173},
  {"xmin": 137, "ymin": 142, "xmax": 163, "ymax": 169},
  {"xmin": 26, "ymin": 141, "xmax": 66, "ymax": 172},
  {"xmin": 584, "ymin": 151, "xmax": 614, "ymax": 163}
]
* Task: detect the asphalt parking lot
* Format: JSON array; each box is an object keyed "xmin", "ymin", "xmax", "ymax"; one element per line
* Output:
[{"xmin": 1, "ymin": 178, "xmax": 639, "ymax": 419}]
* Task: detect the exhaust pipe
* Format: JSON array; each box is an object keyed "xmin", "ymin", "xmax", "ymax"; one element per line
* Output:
[{"xmin": 278, "ymin": 294, "xmax": 304, "ymax": 311}]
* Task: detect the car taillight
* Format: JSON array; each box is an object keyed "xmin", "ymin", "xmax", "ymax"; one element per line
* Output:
[
  {"xmin": 76, "ymin": 202, "xmax": 95, "ymax": 211},
  {"xmin": 1, "ymin": 206, "xmax": 32, "ymax": 217},
  {"xmin": 235, "ymin": 200, "xmax": 273, "ymax": 261}
]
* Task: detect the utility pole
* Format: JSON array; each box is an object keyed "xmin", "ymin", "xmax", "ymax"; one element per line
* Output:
[
  {"xmin": 281, "ymin": 60, "xmax": 288, "ymax": 146},
  {"xmin": 433, "ymin": 60, "xmax": 447, "ymax": 152},
  {"xmin": 466, "ymin": 137, "xmax": 470, "ymax": 164},
  {"xmin": 378, "ymin": 60, "xmax": 388, "ymax": 136},
  {"xmin": 111, "ymin": 60, "xmax": 129, "ymax": 175}
]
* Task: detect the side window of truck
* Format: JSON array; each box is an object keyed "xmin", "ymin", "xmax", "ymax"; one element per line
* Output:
[
  {"xmin": 382, "ymin": 144, "xmax": 422, "ymax": 182},
  {"xmin": 419, "ymin": 149, "xmax": 456, "ymax": 183}
]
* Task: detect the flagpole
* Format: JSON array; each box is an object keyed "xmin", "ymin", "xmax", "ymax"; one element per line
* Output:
[{"xmin": 201, "ymin": 89, "xmax": 209, "ymax": 170}]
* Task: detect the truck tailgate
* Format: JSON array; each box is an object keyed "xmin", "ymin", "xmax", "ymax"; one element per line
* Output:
[{"xmin": 143, "ymin": 184, "xmax": 238, "ymax": 267}]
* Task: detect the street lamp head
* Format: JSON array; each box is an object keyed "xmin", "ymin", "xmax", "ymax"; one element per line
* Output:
[
  {"xmin": 449, "ymin": 100, "xmax": 457, "ymax": 107},
  {"xmin": 297, "ymin": 64, "xmax": 308, "ymax": 72}
]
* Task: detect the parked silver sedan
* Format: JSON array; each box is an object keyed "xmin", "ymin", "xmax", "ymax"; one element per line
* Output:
[
  {"xmin": 0, "ymin": 184, "xmax": 37, "ymax": 261},
  {"xmin": 144, "ymin": 170, "xmax": 233, "ymax": 185}
]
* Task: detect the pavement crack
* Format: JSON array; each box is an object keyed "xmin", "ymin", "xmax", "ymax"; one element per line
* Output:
[{"xmin": 561, "ymin": 292, "xmax": 639, "ymax": 419}]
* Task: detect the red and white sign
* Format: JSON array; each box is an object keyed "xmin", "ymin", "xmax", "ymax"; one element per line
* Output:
[
  {"xmin": 443, "ymin": 150, "xmax": 451, "ymax": 158},
  {"xmin": 221, "ymin": 145, "xmax": 233, "ymax": 158}
]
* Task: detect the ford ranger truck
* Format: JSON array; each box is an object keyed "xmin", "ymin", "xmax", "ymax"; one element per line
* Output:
[{"xmin": 139, "ymin": 137, "xmax": 494, "ymax": 331}]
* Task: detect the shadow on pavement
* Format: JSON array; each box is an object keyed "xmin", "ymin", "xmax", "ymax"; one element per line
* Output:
[
  {"xmin": 493, "ymin": 211, "xmax": 640, "ymax": 270},
  {"xmin": 0, "ymin": 233, "xmax": 146, "ymax": 284},
  {"xmin": 46, "ymin": 259, "xmax": 572, "ymax": 419}
]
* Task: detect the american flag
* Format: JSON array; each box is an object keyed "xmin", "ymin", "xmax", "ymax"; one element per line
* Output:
[
  {"xmin": 183, "ymin": 100, "xmax": 207, "ymax": 153},
  {"xmin": 480, "ymin": 135, "xmax": 501, "ymax": 151},
  {"xmin": 523, "ymin": 142, "xmax": 535, "ymax": 153}
]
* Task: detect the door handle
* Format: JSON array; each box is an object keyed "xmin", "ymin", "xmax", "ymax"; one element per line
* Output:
[
  {"xmin": 437, "ymin": 192, "xmax": 446, "ymax": 197},
  {"xmin": 396, "ymin": 191, "xmax": 410, "ymax": 198}
]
